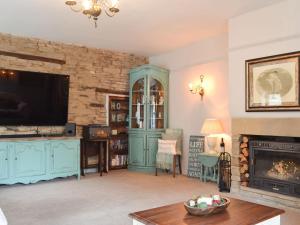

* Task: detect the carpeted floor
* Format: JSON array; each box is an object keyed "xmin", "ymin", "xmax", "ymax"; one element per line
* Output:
[{"xmin": 0, "ymin": 170, "xmax": 299, "ymax": 225}]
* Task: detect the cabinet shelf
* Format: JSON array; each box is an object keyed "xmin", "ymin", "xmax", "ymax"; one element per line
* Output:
[
  {"xmin": 110, "ymin": 149, "xmax": 128, "ymax": 154},
  {"xmin": 110, "ymin": 122, "xmax": 127, "ymax": 126},
  {"xmin": 150, "ymin": 90, "xmax": 164, "ymax": 93},
  {"xmin": 149, "ymin": 104, "xmax": 164, "ymax": 106},
  {"xmin": 110, "ymin": 109, "xmax": 129, "ymax": 113},
  {"xmin": 110, "ymin": 134, "xmax": 128, "ymax": 139},
  {"xmin": 110, "ymin": 165, "xmax": 127, "ymax": 170}
]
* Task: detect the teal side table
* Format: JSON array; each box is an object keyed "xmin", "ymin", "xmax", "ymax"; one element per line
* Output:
[{"xmin": 199, "ymin": 153, "xmax": 219, "ymax": 183}]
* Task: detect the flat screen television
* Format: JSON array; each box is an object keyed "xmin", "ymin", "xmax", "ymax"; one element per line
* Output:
[{"xmin": 0, "ymin": 69, "xmax": 69, "ymax": 125}]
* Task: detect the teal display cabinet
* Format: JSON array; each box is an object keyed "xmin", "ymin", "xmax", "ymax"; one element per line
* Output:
[
  {"xmin": 128, "ymin": 65, "xmax": 169, "ymax": 172},
  {"xmin": 0, "ymin": 138, "xmax": 80, "ymax": 185}
]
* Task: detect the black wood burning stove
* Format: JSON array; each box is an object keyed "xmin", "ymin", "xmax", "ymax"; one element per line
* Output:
[{"xmin": 249, "ymin": 135, "xmax": 300, "ymax": 198}]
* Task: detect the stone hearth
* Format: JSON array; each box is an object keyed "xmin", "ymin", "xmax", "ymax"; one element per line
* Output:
[{"xmin": 231, "ymin": 118, "xmax": 300, "ymax": 209}]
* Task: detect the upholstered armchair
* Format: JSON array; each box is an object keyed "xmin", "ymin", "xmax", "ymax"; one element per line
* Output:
[{"xmin": 155, "ymin": 129, "xmax": 183, "ymax": 177}]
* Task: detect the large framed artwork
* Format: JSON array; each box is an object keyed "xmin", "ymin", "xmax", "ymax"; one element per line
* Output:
[{"xmin": 246, "ymin": 51, "xmax": 300, "ymax": 111}]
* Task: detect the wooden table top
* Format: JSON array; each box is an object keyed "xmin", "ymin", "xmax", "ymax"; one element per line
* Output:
[{"xmin": 129, "ymin": 198, "xmax": 284, "ymax": 225}]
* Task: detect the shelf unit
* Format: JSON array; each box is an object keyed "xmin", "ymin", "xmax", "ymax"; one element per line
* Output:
[
  {"xmin": 128, "ymin": 65, "xmax": 169, "ymax": 173},
  {"xmin": 108, "ymin": 96, "xmax": 129, "ymax": 170}
]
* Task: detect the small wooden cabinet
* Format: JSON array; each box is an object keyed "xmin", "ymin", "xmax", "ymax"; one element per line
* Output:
[
  {"xmin": 128, "ymin": 65, "xmax": 169, "ymax": 172},
  {"xmin": 0, "ymin": 138, "xmax": 80, "ymax": 185}
]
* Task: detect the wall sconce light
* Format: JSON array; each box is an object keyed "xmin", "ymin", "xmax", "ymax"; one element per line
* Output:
[{"xmin": 189, "ymin": 75, "xmax": 205, "ymax": 100}]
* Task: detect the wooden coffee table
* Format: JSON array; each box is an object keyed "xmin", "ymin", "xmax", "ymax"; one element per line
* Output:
[{"xmin": 129, "ymin": 198, "xmax": 284, "ymax": 225}]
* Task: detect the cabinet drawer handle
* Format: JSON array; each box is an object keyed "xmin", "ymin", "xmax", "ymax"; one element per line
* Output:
[
  {"xmin": 5, "ymin": 158, "xmax": 8, "ymax": 161},
  {"xmin": 51, "ymin": 154, "xmax": 54, "ymax": 158},
  {"xmin": 15, "ymin": 157, "xmax": 17, "ymax": 160}
]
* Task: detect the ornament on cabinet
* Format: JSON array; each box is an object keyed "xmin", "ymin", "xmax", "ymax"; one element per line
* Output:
[{"xmin": 159, "ymin": 95, "xmax": 164, "ymax": 105}]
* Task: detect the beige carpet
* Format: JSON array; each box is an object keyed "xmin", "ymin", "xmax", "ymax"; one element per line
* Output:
[{"xmin": 0, "ymin": 170, "xmax": 299, "ymax": 225}]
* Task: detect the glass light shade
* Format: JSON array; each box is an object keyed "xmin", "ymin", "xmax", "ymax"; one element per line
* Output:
[
  {"xmin": 82, "ymin": 0, "xmax": 92, "ymax": 10},
  {"xmin": 107, "ymin": 0, "xmax": 119, "ymax": 8},
  {"xmin": 65, "ymin": 1, "xmax": 77, "ymax": 6},
  {"xmin": 201, "ymin": 119, "xmax": 223, "ymax": 135}
]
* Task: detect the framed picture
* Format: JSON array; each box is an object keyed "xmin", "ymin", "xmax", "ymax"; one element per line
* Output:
[{"xmin": 246, "ymin": 51, "xmax": 300, "ymax": 111}]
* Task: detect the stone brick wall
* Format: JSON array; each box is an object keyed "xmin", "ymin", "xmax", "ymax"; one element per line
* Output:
[{"xmin": 0, "ymin": 33, "xmax": 148, "ymax": 135}]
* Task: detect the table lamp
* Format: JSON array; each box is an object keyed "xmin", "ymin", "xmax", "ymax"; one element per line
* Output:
[{"xmin": 201, "ymin": 119, "xmax": 224, "ymax": 154}]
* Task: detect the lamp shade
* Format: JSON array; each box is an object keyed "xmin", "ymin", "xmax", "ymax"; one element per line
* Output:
[{"xmin": 201, "ymin": 119, "xmax": 223, "ymax": 135}]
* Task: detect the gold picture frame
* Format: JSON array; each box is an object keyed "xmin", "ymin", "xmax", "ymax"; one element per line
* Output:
[{"xmin": 246, "ymin": 51, "xmax": 300, "ymax": 112}]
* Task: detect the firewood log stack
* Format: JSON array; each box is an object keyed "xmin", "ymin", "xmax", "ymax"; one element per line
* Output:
[{"xmin": 240, "ymin": 136, "xmax": 250, "ymax": 186}]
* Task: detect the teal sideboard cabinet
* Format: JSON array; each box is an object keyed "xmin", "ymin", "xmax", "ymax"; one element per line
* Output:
[
  {"xmin": 128, "ymin": 65, "xmax": 169, "ymax": 173},
  {"xmin": 0, "ymin": 138, "xmax": 80, "ymax": 185}
]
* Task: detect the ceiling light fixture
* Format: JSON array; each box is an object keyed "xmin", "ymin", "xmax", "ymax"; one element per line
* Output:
[{"xmin": 65, "ymin": 0, "xmax": 120, "ymax": 28}]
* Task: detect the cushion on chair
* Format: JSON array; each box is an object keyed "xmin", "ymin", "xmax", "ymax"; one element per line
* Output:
[
  {"xmin": 156, "ymin": 139, "xmax": 177, "ymax": 170},
  {"xmin": 157, "ymin": 139, "xmax": 177, "ymax": 154},
  {"xmin": 0, "ymin": 209, "xmax": 8, "ymax": 225},
  {"xmin": 162, "ymin": 129, "xmax": 183, "ymax": 155}
]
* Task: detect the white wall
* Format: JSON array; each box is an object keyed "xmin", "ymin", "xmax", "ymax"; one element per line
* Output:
[
  {"xmin": 150, "ymin": 34, "xmax": 231, "ymax": 174},
  {"xmin": 149, "ymin": 0, "xmax": 300, "ymax": 174},
  {"xmin": 229, "ymin": 0, "xmax": 300, "ymax": 118}
]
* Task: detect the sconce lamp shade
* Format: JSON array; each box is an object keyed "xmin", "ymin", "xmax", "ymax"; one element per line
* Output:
[{"xmin": 201, "ymin": 119, "xmax": 223, "ymax": 135}]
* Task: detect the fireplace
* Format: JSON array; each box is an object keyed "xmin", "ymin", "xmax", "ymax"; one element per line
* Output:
[
  {"xmin": 249, "ymin": 135, "xmax": 300, "ymax": 197},
  {"xmin": 231, "ymin": 118, "xmax": 300, "ymax": 208}
]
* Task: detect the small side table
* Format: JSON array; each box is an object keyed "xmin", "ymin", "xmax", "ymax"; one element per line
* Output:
[
  {"xmin": 199, "ymin": 152, "xmax": 219, "ymax": 183},
  {"xmin": 81, "ymin": 139, "xmax": 108, "ymax": 176}
]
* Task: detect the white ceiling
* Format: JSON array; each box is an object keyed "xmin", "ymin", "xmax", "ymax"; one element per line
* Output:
[{"xmin": 0, "ymin": 0, "xmax": 283, "ymax": 56}]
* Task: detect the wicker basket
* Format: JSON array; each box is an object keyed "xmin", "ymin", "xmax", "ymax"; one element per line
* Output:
[{"xmin": 184, "ymin": 197, "xmax": 230, "ymax": 216}]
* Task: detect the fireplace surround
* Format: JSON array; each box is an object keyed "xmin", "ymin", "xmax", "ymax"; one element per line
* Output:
[
  {"xmin": 231, "ymin": 118, "xmax": 300, "ymax": 209},
  {"xmin": 248, "ymin": 135, "xmax": 300, "ymax": 198}
]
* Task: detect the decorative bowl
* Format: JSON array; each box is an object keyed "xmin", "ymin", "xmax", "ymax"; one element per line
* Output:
[{"xmin": 184, "ymin": 197, "xmax": 230, "ymax": 216}]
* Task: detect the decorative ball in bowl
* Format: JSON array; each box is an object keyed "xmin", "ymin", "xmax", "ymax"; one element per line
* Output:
[{"xmin": 184, "ymin": 195, "xmax": 230, "ymax": 216}]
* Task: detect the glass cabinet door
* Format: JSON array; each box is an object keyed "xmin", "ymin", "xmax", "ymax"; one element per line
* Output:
[
  {"xmin": 131, "ymin": 78, "xmax": 145, "ymax": 129},
  {"xmin": 148, "ymin": 78, "xmax": 165, "ymax": 129}
]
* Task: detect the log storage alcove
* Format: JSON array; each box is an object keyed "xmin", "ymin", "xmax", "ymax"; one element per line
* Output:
[{"xmin": 240, "ymin": 136, "xmax": 250, "ymax": 187}]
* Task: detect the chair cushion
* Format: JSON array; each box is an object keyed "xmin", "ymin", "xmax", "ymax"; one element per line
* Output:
[
  {"xmin": 0, "ymin": 209, "xmax": 7, "ymax": 225},
  {"xmin": 162, "ymin": 133, "xmax": 182, "ymax": 155},
  {"xmin": 157, "ymin": 139, "xmax": 177, "ymax": 155}
]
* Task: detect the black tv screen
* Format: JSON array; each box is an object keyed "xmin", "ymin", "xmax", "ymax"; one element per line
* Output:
[{"xmin": 0, "ymin": 69, "xmax": 69, "ymax": 125}]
